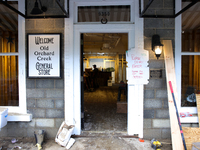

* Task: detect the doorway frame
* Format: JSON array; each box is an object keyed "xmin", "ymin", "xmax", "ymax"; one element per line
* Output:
[
  {"xmin": 64, "ymin": 0, "xmax": 144, "ymax": 137},
  {"xmin": 73, "ymin": 24, "xmax": 135, "ymax": 135}
]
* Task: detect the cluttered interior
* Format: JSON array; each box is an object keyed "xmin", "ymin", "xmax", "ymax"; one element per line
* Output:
[{"xmin": 82, "ymin": 33, "xmax": 128, "ymax": 132}]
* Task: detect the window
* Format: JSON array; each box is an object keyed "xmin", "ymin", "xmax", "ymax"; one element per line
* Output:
[
  {"xmin": 176, "ymin": 1, "xmax": 200, "ymax": 122},
  {"xmin": 77, "ymin": 5, "xmax": 131, "ymax": 23},
  {"xmin": 0, "ymin": 55, "xmax": 19, "ymax": 106},
  {"xmin": 0, "ymin": 0, "xmax": 28, "ymax": 117},
  {"xmin": 0, "ymin": 1, "xmax": 19, "ymax": 106}
]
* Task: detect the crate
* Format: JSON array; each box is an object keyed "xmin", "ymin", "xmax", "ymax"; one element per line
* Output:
[{"xmin": 0, "ymin": 108, "xmax": 8, "ymax": 128}]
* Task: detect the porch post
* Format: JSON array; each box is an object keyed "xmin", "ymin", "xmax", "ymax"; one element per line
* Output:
[{"xmin": 128, "ymin": 84, "xmax": 144, "ymax": 138}]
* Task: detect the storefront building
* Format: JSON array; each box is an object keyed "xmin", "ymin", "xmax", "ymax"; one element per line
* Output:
[{"xmin": 0, "ymin": 0, "xmax": 199, "ymax": 140}]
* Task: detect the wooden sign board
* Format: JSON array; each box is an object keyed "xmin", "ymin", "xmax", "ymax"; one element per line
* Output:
[
  {"xmin": 126, "ymin": 48, "xmax": 149, "ymax": 85},
  {"xmin": 27, "ymin": 33, "xmax": 61, "ymax": 78}
]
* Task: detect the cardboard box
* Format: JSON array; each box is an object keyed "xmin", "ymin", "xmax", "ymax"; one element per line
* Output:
[
  {"xmin": 0, "ymin": 108, "xmax": 8, "ymax": 128},
  {"xmin": 117, "ymin": 102, "xmax": 127, "ymax": 113},
  {"xmin": 107, "ymin": 80, "xmax": 112, "ymax": 86}
]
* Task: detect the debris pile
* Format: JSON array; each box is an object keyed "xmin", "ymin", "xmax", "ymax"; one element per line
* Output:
[{"xmin": 55, "ymin": 121, "xmax": 75, "ymax": 149}]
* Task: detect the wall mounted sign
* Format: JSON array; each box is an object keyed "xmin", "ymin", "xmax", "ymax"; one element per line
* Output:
[
  {"xmin": 27, "ymin": 33, "xmax": 61, "ymax": 78},
  {"xmin": 150, "ymin": 69, "xmax": 162, "ymax": 78},
  {"xmin": 126, "ymin": 48, "xmax": 149, "ymax": 85}
]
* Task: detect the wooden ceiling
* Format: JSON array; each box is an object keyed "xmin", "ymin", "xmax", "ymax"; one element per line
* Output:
[
  {"xmin": 83, "ymin": 33, "xmax": 128, "ymax": 56},
  {"xmin": 0, "ymin": 2, "xmax": 18, "ymax": 33},
  {"xmin": 182, "ymin": 2, "xmax": 200, "ymax": 31}
]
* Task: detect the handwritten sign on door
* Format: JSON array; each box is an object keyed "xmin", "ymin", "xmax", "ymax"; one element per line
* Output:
[{"xmin": 126, "ymin": 48, "xmax": 149, "ymax": 85}]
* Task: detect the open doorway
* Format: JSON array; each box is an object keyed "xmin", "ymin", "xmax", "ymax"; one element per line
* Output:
[{"xmin": 81, "ymin": 33, "xmax": 128, "ymax": 132}]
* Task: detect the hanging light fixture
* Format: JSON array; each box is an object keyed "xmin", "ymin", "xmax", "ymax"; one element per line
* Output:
[
  {"xmin": 152, "ymin": 34, "xmax": 163, "ymax": 59},
  {"xmin": 30, "ymin": 0, "xmax": 47, "ymax": 15}
]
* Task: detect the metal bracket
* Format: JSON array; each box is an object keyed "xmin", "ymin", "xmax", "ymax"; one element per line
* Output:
[
  {"xmin": 139, "ymin": 0, "xmax": 199, "ymax": 18},
  {"xmin": 0, "ymin": 0, "xmax": 69, "ymax": 19}
]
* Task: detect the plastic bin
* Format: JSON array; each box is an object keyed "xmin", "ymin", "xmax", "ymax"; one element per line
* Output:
[{"xmin": 0, "ymin": 108, "xmax": 8, "ymax": 128}]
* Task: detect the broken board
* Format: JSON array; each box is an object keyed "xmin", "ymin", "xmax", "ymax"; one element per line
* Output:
[{"xmin": 163, "ymin": 40, "xmax": 184, "ymax": 150}]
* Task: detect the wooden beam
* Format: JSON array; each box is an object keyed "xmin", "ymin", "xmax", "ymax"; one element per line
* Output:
[
  {"xmin": 122, "ymin": 56, "xmax": 124, "ymax": 80},
  {"xmin": 163, "ymin": 40, "xmax": 184, "ymax": 150},
  {"xmin": 196, "ymin": 94, "xmax": 200, "ymax": 128},
  {"xmin": 194, "ymin": 30, "xmax": 198, "ymax": 88},
  {"xmin": 115, "ymin": 54, "xmax": 119, "ymax": 83}
]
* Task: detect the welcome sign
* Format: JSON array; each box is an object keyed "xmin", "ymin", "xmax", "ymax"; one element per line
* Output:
[{"xmin": 28, "ymin": 33, "xmax": 61, "ymax": 78}]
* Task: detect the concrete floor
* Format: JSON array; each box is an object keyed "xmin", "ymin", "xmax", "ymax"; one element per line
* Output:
[
  {"xmin": 83, "ymin": 85, "xmax": 127, "ymax": 132},
  {"xmin": 0, "ymin": 135, "xmax": 172, "ymax": 150}
]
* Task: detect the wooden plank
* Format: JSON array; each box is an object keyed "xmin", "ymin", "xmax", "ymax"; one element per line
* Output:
[
  {"xmin": 115, "ymin": 54, "xmax": 119, "ymax": 83},
  {"xmin": 3, "ymin": 33, "xmax": 8, "ymax": 106},
  {"xmin": 163, "ymin": 40, "xmax": 184, "ymax": 150},
  {"xmin": 122, "ymin": 56, "xmax": 124, "ymax": 81},
  {"xmin": 189, "ymin": 55, "xmax": 193, "ymax": 85},
  {"xmin": 11, "ymin": 34, "xmax": 18, "ymax": 106},
  {"xmin": 194, "ymin": 30, "xmax": 198, "ymax": 88},
  {"xmin": 182, "ymin": 127, "xmax": 200, "ymax": 150},
  {"xmin": 7, "ymin": 33, "xmax": 12, "ymax": 106},
  {"xmin": 196, "ymin": 94, "xmax": 200, "ymax": 127}
]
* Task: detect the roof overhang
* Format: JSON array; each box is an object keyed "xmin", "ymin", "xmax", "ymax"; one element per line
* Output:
[{"xmin": 0, "ymin": 0, "xmax": 69, "ymax": 19}]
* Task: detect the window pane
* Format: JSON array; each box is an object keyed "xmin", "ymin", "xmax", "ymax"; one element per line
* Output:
[
  {"xmin": 78, "ymin": 5, "xmax": 130, "ymax": 22},
  {"xmin": 0, "ymin": 56, "xmax": 19, "ymax": 106},
  {"xmin": 0, "ymin": 2, "xmax": 18, "ymax": 53},
  {"xmin": 0, "ymin": 32, "xmax": 18, "ymax": 53},
  {"xmin": 181, "ymin": 55, "xmax": 200, "ymax": 107},
  {"xmin": 182, "ymin": 2, "xmax": 200, "ymax": 52},
  {"xmin": 182, "ymin": 30, "xmax": 200, "ymax": 52}
]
